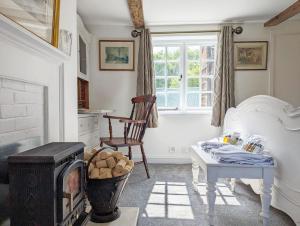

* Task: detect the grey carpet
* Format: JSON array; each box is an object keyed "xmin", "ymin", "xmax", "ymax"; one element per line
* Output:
[{"xmin": 119, "ymin": 164, "xmax": 295, "ymax": 226}]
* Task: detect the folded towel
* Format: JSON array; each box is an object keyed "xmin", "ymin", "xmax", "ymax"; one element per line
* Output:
[
  {"xmin": 199, "ymin": 139, "xmax": 228, "ymax": 153},
  {"xmin": 211, "ymin": 148, "xmax": 274, "ymax": 166}
]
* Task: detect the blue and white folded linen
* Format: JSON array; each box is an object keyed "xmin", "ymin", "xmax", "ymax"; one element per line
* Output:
[
  {"xmin": 211, "ymin": 148, "xmax": 274, "ymax": 166},
  {"xmin": 199, "ymin": 139, "xmax": 228, "ymax": 153}
]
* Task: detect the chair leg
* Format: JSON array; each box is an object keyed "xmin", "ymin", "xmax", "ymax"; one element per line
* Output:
[
  {"xmin": 140, "ymin": 144, "xmax": 150, "ymax": 179},
  {"xmin": 100, "ymin": 141, "xmax": 103, "ymax": 147},
  {"xmin": 128, "ymin": 146, "xmax": 132, "ymax": 160}
]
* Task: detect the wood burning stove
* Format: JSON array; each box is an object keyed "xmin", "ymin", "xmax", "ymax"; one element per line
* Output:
[{"xmin": 8, "ymin": 142, "xmax": 89, "ymax": 226}]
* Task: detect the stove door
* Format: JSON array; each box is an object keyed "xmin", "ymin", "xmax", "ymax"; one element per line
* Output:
[{"xmin": 57, "ymin": 159, "xmax": 85, "ymax": 225}]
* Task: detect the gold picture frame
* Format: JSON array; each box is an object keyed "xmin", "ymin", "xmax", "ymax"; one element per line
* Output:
[
  {"xmin": 99, "ymin": 40, "xmax": 135, "ymax": 71},
  {"xmin": 234, "ymin": 41, "xmax": 268, "ymax": 70},
  {"xmin": 0, "ymin": 0, "xmax": 60, "ymax": 47}
]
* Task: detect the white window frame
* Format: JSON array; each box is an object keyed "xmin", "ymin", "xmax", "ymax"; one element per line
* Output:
[{"xmin": 153, "ymin": 35, "xmax": 217, "ymax": 114}]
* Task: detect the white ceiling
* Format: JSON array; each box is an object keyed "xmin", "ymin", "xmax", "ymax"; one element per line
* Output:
[{"xmin": 77, "ymin": 0, "xmax": 297, "ymax": 26}]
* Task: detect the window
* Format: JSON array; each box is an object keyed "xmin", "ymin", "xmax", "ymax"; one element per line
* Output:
[{"xmin": 152, "ymin": 34, "xmax": 217, "ymax": 111}]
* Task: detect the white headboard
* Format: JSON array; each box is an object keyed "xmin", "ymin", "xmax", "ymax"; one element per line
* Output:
[{"xmin": 224, "ymin": 95, "xmax": 300, "ymax": 225}]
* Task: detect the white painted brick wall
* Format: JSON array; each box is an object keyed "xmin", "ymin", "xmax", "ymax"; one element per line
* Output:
[
  {"xmin": 0, "ymin": 89, "xmax": 14, "ymax": 104},
  {"xmin": 14, "ymin": 91, "xmax": 43, "ymax": 104},
  {"xmin": 0, "ymin": 105, "xmax": 27, "ymax": 118},
  {"xmin": 16, "ymin": 117, "xmax": 38, "ymax": 130},
  {"xmin": 25, "ymin": 83, "xmax": 43, "ymax": 93},
  {"xmin": 0, "ymin": 78, "xmax": 45, "ymax": 146},
  {"xmin": 0, "ymin": 119, "xmax": 15, "ymax": 134},
  {"xmin": 2, "ymin": 79, "xmax": 25, "ymax": 91}
]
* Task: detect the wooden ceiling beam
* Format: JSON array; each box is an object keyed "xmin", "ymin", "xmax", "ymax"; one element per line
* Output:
[
  {"xmin": 264, "ymin": 0, "xmax": 300, "ymax": 27},
  {"xmin": 127, "ymin": 0, "xmax": 145, "ymax": 29}
]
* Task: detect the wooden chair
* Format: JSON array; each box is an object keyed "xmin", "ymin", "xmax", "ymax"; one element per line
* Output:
[{"xmin": 100, "ymin": 95, "xmax": 156, "ymax": 178}]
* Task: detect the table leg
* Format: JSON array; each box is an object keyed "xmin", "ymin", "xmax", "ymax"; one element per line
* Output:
[
  {"xmin": 207, "ymin": 180, "xmax": 217, "ymax": 225},
  {"xmin": 260, "ymin": 169, "xmax": 274, "ymax": 226},
  {"xmin": 230, "ymin": 178, "xmax": 236, "ymax": 192},
  {"xmin": 192, "ymin": 157, "xmax": 200, "ymax": 191}
]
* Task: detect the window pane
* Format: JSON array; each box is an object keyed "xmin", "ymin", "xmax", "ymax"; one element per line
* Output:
[
  {"xmin": 167, "ymin": 78, "xmax": 180, "ymax": 90},
  {"xmin": 187, "ymin": 46, "xmax": 200, "ymax": 60},
  {"xmin": 187, "ymin": 93, "xmax": 200, "ymax": 107},
  {"xmin": 201, "ymin": 93, "xmax": 212, "ymax": 107},
  {"xmin": 154, "ymin": 63, "xmax": 165, "ymax": 76},
  {"xmin": 187, "ymin": 62, "xmax": 200, "ymax": 77},
  {"xmin": 167, "ymin": 62, "xmax": 180, "ymax": 76},
  {"xmin": 153, "ymin": 47, "xmax": 165, "ymax": 61},
  {"xmin": 187, "ymin": 78, "xmax": 200, "ymax": 91},
  {"xmin": 201, "ymin": 46, "xmax": 215, "ymax": 60},
  {"xmin": 201, "ymin": 78, "xmax": 212, "ymax": 91},
  {"xmin": 201, "ymin": 62, "xmax": 215, "ymax": 76},
  {"xmin": 167, "ymin": 47, "xmax": 180, "ymax": 60},
  {"xmin": 157, "ymin": 93, "xmax": 166, "ymax": 108},
  {"xmin": 156, "ymin": 78, "xmax": 165, "ymax": 91},
  {"xmin": 167, "ymin": 93, "xmax": 180, "ymax": 108}
]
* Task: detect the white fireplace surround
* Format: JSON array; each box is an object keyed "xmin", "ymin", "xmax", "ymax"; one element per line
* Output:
[{"xmin": 0, "ymin": 14, "xmax": 71, "ymax": 143}]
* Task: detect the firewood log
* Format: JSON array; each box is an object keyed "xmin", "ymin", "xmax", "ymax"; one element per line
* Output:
[
  {"xmin": 90, "ymin": 168, "xmax": 100, "ymax": 179},
  {"xmin": 99, "ymin": 151, "xmax": 112, "ymax": 160},
  {"xmin": 96, "ymin": 160, "xmax": 108, "ymax": 168},
  {"xmin": 112, "ymin": 168, "xmax": 127, "ymax": 177},
  {"xmin": 124, "ymin": 164, "xmax": 133, "ymax": 172},
  {"xmin": 88, "ymin": 162, "xmax": 95, "ymax": 173},
  {"xmin": 106, "ymin": 157, "xmax": 117, "ymax": 169},
  {"xmin": 115, "ymin": 159, "xmax": 127, "ymax": 171},
  {"xmin": 91, "ymin": 149, "xmax": 98, "ymax": 154},
  {"xmin": 127, "ymin": 160, "xmax": 134, "ymax": 167},
  {"xmin": 99, "ymin": 168, "xmax": 112, "ymax": 179},
  {"xmin": 111, "ymin": 151, "xmax": 124, "ymax": 160},
  {"xmin": 99, "ymin": 168, "xmax": 111, "ymax": 174},
  {"xmin": 84, "ymin": 151, "xmax": 93, "ymax": 161}
]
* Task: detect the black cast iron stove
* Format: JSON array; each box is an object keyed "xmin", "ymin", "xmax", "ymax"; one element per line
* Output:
[{"xmin": 8, "ymin": 142, "xmax": 89, "ymax": 226}]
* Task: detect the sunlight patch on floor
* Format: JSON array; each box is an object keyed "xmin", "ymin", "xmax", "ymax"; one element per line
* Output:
[
  {"xmin": 143, "ymin": 181, "xmax": 194, "ymax": 220},
  {"xmin": 197, "ymin": 182, "xmax": 241, "ymax": 206}
]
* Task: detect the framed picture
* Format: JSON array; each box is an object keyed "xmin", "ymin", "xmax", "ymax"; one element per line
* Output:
[
  {"xmin": 0, "ymin": 0, "xmax": 60, "ymax": 47},
  {"xmin": 99, "ymin": 40, "xmax": 135, "ymax": 71},
  {"xmin": 234, "ymin": 41, "xmax": 268, "ymax": 70}
]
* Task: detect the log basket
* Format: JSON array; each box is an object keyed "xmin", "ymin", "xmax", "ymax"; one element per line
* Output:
[{"xmin": 86, "ymin": 147, "xmax": 131, "ymax": 223}]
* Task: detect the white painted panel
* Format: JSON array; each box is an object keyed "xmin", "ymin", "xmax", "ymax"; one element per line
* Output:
[{"xmin": 274, "ymin": 33, "xmax": 300, "ymax": 106}]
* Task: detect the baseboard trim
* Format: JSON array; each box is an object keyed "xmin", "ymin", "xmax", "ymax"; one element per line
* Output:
[{"xmin": 132, "ymin": 157, "xmax": 192, "ymax": 164}]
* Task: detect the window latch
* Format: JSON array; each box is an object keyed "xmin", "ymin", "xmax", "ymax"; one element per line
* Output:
[{"xmin": 179, "ymin": 74, "xmax": 183, "ymax": 81}]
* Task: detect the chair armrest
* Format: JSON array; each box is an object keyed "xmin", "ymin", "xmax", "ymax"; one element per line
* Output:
[
  {"xmin": 103, "ymin": 115, "xmax": 131, "ymax": 120},
  {"xmin": 119, "ymin": 119, "xmax": 146, "ymax": 124}
]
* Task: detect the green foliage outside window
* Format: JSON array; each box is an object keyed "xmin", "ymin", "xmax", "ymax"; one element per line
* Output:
[
  {"xmin": 187, "ymin": 62, "xmax": 201, "ymax": 76},
  {"xmin": 167, "ymin": 63, "xmax": 179, "ymax": 76},
  {"xmin": 167, "ymin": 47, "xmax": 180, "ymax": 60},
  {"xmin": 187, "ymin": 46, "xmax": 200, "ymax": 60},
  {"xmin": 167, "ymin": 78, "xmax": 180, "ymax": 89},
  {"xmin": 154, "ymin": 63, "xmax": 165, "ymax": 76},
  {"xmin": 153, "ymin": 47, "xmax": 165, "ymax": 61}
]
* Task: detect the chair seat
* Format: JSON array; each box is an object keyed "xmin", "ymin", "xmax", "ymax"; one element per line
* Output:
[{"xmin": 100, "ymin": 137, "xmax": 142, "ymax": 147}]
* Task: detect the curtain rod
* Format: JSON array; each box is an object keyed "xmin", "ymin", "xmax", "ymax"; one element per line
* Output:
[
  {"xmin": 131, "ymin": 26, "xmax": 243, "ymax": 37},
  {"xmin": 150, "ymin": 30, "xmax": 221, "ymax": 35}
]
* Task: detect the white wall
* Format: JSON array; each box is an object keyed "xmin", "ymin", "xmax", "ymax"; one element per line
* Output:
[
  {"xmin": 87, "ymin": 21, "xmax": 300, "ymax": 163},
  {"xmin": 0, "ymin": 0, "xmax": 78, "ymax": 143},
  {"xmin": 60, "ymin": 0, "xmax": 78, "ymax": 141},
  {"xmin": 88, "ymin": 24, "xmax": 221, "ymax": 163}
]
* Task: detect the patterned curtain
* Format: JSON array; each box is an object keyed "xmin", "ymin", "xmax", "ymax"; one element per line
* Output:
[
  {"xmin": 137, "ymin": 29, "xmax": 158, "ymax": 128},
  {"xmin": 211, "ymin": 26, "xmax": 235, "ymax": 127}
]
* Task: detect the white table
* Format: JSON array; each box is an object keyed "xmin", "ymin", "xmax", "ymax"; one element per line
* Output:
[{"xmin": 191, "ymin": 145, "xmax": 275, "ymax": 226}]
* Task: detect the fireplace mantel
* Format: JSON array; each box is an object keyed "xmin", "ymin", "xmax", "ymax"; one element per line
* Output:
[{"xmin": 0, "ymin": 14, "xmax": 69, "ymax": 63}]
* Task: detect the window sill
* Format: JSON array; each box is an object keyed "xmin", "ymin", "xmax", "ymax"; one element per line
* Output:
[{"xmin": 158, "ymin": 110, "xmax": 212, "ymax": 116}]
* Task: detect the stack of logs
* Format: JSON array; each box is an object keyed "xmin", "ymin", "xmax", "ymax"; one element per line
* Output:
[{"xmin": 85, "ymin": 150, "xmax": 134, "ymax": 179}]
